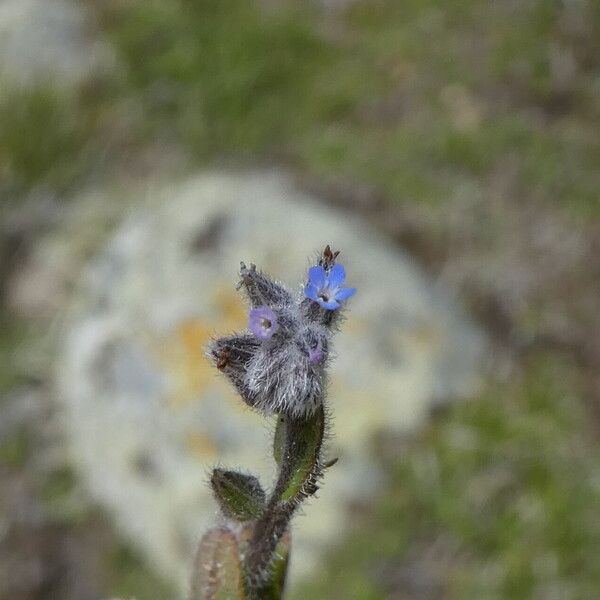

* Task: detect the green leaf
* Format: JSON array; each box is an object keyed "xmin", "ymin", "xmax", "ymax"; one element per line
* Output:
[
  {"xmin": 189, "ymin": 527, "xmax": 246, "ymax": 600},
  {"xmin": 211, "ymin": 469, "xmax": 266, "ymax": 522},
  {"xmin": 277, "ymin": 405, "xmax": 325, "ymax": 503}
]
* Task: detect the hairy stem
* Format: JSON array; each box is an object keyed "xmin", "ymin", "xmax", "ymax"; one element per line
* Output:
[{"xmin": 244, "ymin": 406, "xmax": 325, "ymax": 592}]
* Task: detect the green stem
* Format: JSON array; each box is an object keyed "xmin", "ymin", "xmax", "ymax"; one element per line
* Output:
[{"xmin": 244, "ymin": 406, "xmax": 326, "ymax": 594}]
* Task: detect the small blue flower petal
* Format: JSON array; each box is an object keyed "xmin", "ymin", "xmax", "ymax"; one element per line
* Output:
[
  {"xmin": 327, "ymin": 264, "xmax": 346, "ymax": 288},
  {"xmin": 320, "ymin": 298, "xmax": 340, "ymax": 310},
  {"xmin": 308, "ymin": 265, "xmax": 326, "ymax": 288},
  {"xmin": 304, "ymin": 261, "xmax": 357, "ymax": 310},
  {"xmin": 334, "ymin": 287, "xmax": 356, "ymax": 301},
  {"xmin": 304, "ymin": 283, "xmax": 320, "ymax": 302}
]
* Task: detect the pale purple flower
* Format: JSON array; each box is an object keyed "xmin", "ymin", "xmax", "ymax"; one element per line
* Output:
[
  {"xmin": 308, "ymin": 339, "xmax": 323, "ymax": 365},
  {"xmin": 304, "ymin": 264, "xmax": 356, "ymax": 310},
  {"xmin": 248, "ymin": 306, "xmax": 278, "ymax": 339}
]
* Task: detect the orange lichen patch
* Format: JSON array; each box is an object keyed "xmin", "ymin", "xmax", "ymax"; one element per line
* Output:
[
  {"xmin": 212, "ymin": 285, "xmax": 247, "ymax": 329},
  {"xmin": 179, "ymin": 320, "xmax": 212, "ymax": 364},
  {"xmin": 186, "ymin": 430, "xmax": 218, "ymax": 462},
  {"xmin": 158, "ymin": 288, "xmax": 248, "ymax": 408},
  {"xmin": 160, "ymin": 319, "xmax": 214, "ymax": 408}
]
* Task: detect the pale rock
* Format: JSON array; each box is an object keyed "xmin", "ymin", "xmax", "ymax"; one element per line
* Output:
[
  {"xmin": 0, "ymin": 0, "xmax": 114, "ymax": 88},
  {"xmin": 57, "ymin": 171, "xmax": 485, "ymax": 594}
]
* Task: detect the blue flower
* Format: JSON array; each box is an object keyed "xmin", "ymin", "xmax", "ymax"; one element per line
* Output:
[{"xmin": 304, "ymin": 264, "xmax": 356, "ymax": 310}]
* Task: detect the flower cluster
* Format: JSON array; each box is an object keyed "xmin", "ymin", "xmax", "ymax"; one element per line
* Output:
[{"xmin": 208, "ymin": 246, "xmax": 356, "ymax": 417}]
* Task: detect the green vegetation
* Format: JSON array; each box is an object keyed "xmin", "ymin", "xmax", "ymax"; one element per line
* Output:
[
  {"xmin": 105, "ymin": 2, "xmax": 342, "ymax": 153},
  {"xmin": 0, "ymin": 427, "xmax": 30, "ymax": 469},
  {"xmin": 292, "ymin": 357, "xmax": 600, "ymax": 599},
  {"xmin": 0, "ymin": 315, "xmax": 33, "ymax": 394},
  {"xmin": 101, "ymin": 0, "xmax": 599, "ymax": 214},
  {"xmin": 4, "ymin": 1, "xmax": 597, "ymax": 214},
  {"xmin": 107, "ymin": 542, "xmax": 175, "ymax": 600},
  {"xmin": 0, "ymin": 86, "xmax": 89, "ymax": 196}
]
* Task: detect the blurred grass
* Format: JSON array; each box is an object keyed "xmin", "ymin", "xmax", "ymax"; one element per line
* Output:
[
  {"xmin": 102, "ymin": 1, "xmax": 350, "ymax": 154},
  {"xmin": 0, "ymin": 426, "xmax": 30, "ymax": 470},
  {"xmin": 0, "ymin": 86, "xmax": 90, "ymax": 196},
  {"xmin": 3, "ymin": 0, "xmax": 598, "ymax": 214},
  {"xmin": 100, "ymin": 0, "xmax": 599, "ymax": 214},
  {"xmin": 0, "ymin": 314, "xmax": 34, "ymax": 393},
  {"xmin": 291, "ymin": 357, "xmax": 600, "ymax": 599},
  {"xmin": 1, "ymin": 0, "xmax": 599, "ymax": 598},
  {"xmin": 106, "ymin": 543, "xmax": 175, "ymax": 600}
]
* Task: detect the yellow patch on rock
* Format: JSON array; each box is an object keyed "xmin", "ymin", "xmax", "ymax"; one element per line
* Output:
[
  {"xmin": 185, "ymin": 431, "xmax": 219, "ymax": 462},
  {"xmin": 158, "ymin": 287, "xmax": 247, "ymax": 408}
]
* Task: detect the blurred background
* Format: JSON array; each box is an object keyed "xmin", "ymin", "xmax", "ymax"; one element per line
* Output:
[{"xmin": 1, "ymin": 1, "xmax": 599, "ymax": 599}]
